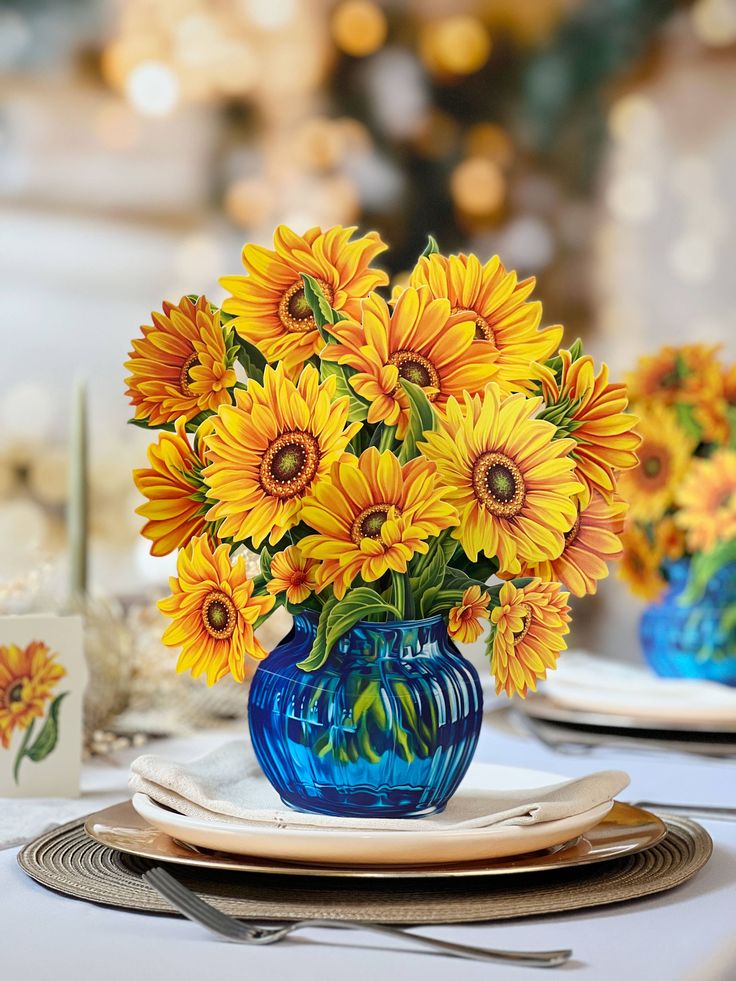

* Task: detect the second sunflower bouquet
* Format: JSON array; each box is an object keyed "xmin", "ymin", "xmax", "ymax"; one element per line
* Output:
[{"xmin": 125, "ymin": 225, "xmax": 639, "ymax": 817}]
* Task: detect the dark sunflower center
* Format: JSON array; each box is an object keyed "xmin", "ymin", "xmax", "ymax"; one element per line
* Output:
[
  {"xmin": 350, "ymin": 504, "xmax": 397, "ymax": 544},
  {"xmin": 201, "ymin": 591, "xmax": 236, "ymax": 640},
  {"xmin": 486, "ymin": 464, "xmax": 517, "ymax": 503},
  {"xmin": 388, "ymin": 350, "xmax": 440, "ymax": 398},
  {"xmin": 452, "ymin": 306, "xmax": 496, "ymax": 344},
  {"xmin": 643, "ymin": 455, "xmax": 662, "ymax": 478},
  {"xmin": 179, "ymin": 353, "xmax": 199, "ymax": 395},
  {"xmin": 278, "ymin": 279, "xmax": 335, "ymax": 334},
  {"xmin": 564, "ymin": 510, "xmax": 581, "ymax": 546},
  {"xmin": 472, "ymin": 452, "xmax": 525, "ymax": 517},
  {"xmin": 513, "ymin": 609, "xmax": 531, "ymax": 646},
  {"xmin": 6, "ymin": 681, "xmax": 24, "ymax": 706},
  {"xmin": 260, "ymin": 431, "xmax": 320, "ymax": 499}
]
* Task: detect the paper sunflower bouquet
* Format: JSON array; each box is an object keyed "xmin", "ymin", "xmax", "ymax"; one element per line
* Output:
[
  {"xmin": 618, "ymin": 344, "xmax": 736, "ymax": 681},
  {"xmin": 125, "ymin": 225, "xmax": 640, "ymax": 817}
]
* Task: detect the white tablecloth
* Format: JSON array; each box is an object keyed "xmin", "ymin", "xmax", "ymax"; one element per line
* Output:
[{"xmin": 1, "ymin": 714, "xmax": 735, "ymax": 981}]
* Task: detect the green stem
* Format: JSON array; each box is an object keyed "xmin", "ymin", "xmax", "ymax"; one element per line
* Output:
[
  {"xmin": 404, "ymin": 573, "xmax": 416, "ymax": 620},
  {"xmin": 378, "ymin": 425, "xmax": 396, "ymax": 453},
  {"xmin": 390, "ymin": 570, "xmax": 405, "ymax": 620},
  {"xmin": 13, "ymin": 719, "xmax": 35, "ymax": 785}
]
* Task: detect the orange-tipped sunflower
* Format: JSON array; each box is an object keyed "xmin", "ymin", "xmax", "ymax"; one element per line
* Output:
[
  {"xmin": 0, "ymin": 641, "xmax": 65, "ymax": 749},
  {"xmin": 448, "ymin": 586, "xmax": 491, "ymax": 644},
  {"xmin": 490, "ymin": 580, "xmax": 571, "ymax": 698},
  {"xmin": 300, "ymin": 448, "xmax": 457, "ymax": 598},
  {"xmin": 221, "ymin": 225, "xmax": 388, "ymax": 372},
  {"xmin": 420, "ymin": 386, "xmax": 583, "ymax": 574},
  {"xmin": 618, "ymin": 524, "xmax": 665, "ymax": 601},
  {"xmin": 159, "ymin": 535, "xmax": 275, "ymax": 685},
  {"xmin": 323, "ymin": 287, "xmax": 498, "ymax": 437},
  {"xmin": 626, "ymin": 343, "xmax": 723, "ymax": 409},
  {"xmin": 203, "ymin": 363, "xmax": 361, "ymax": 548},
  {"xmin": 125, "ymin": 296, "xmax": 237, "ymax": 426},
  {"xmin": 541, "ymin": 350, "xmax": 641, "ymax": 506},
  {"xmin": 267, "ymin": 545, "xmax": 319, "ymax": 605},
  {"xmin": 515, "ymin": 491, "xmax": 627, "ymax": 598},
  {"xmin": 134, "ymin": 417, "xmax": 213, "ymax": 557},
  {"xmin": 675, "ymin": 449, "xmax": 736, "ymax": 554},
  {"xmin": 404, "ymin": 252, "xmax": 563, "ymax": 395},
  {"xmin": 616, "ymin": 404, "xmax": 694, "ymax": 524}
]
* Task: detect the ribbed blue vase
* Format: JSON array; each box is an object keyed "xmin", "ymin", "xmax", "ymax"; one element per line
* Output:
[
  {"xmin": 640, "ymin": 558, "xmax": 736, "ymax": 685},
  {"xmin": 247, "ymin": 611, "xmax": 484, "ymax": 818}
]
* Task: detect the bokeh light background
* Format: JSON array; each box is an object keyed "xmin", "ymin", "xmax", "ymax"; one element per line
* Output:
[{"xmin": 1, "ymin": 0, "xmax": 735, "ymax": 659}]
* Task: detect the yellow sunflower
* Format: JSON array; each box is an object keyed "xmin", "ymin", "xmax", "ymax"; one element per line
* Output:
[
  {"xmin": 448, "ymin": 586, "xmax": 491, "ymax": 644},
  {"xmin": 159, "ymin": 535, "xmax": 275, "ymax": 685},
  {"xmin": 490, "ymin": 580, "xmax": 571, "ymax": 698},
  {"xmin": 203, "ymin": 363, "xmax": 361, "ymax": 548},
  {"xmin": 618, "ymin": 524, "xmax": 665, "ymax": 601},
  {"xmin": 134, "ymin": 417, "xmax": 212, "ymax": 557},
  {"xmin": 267, "ymin": 545, "xmax": 319, "ymax": 605},
  {"xmin": 0, "ymin": 641, "xmax": 65, "ymax": 749},
  {"xmin": 617, "ymin": 404, "xmax": 694, "ymax": 524},
  {"xmin": 626, "ymin": 343, "xmax": 723, "ymax": 409},
  {"xmin": 675, "ymin": 449, "xmax": 736, "ymax": 554},
  {"xmin": 323, "ymin": 287, "xmax": 498, "ymax": 437},
  {"xmin": 420, "ymin": 386, "xmax": 582, "ymax": 574},
  {"xmin": 655, "ymin": 515, "xmax": 686, "ymax": 562},
  {"xmin": 515, "ymin": 491, "xmax": 627, "ymax": 598},
  {"xmin": 404, "ymin": 252, "xmax": 563, "ymax": 395},
  {"xmin": 221, "ymin": 224, "xmax": 388, "ymax": 372},
  {"xmin": 542, "ymin": 350, "xmax": 641, "ymax": 506},
  {"xmin": 300, "ymin": 448, "xmax": 457, "ymax": 598},
  {"xmin": 125, "ymin": 295, "xmax": 237, "ymax": 426}
]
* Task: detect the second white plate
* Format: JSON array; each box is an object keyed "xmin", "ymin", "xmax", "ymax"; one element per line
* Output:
[{"xmin": 132, "ymin": 762, "xmax": 614, "ymax": 867}]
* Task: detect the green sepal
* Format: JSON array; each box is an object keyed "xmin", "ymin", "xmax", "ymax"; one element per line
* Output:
[{"xmin": 421, "ymin": 235, "xmax": 440, "ymax": 258}]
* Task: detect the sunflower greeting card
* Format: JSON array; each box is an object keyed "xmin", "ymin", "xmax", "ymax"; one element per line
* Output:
[{"xmin": 0, "ymin": 615, "xmax": 86, "ymax": 798}]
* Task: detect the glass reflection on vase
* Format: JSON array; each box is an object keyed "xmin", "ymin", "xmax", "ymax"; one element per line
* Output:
[{"xmin": 247, "ymin": 611, "xmax": 484, "ymax": 818}]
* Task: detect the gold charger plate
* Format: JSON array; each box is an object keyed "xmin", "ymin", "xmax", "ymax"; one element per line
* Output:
[{"xmin": 84, "ymin": 799, "xmax": 666, "ymax": 879}]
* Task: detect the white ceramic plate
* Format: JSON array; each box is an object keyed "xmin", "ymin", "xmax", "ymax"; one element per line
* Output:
[{"xmin": 131, "ymin": 763, "xmax": 614, "ymax": 867}]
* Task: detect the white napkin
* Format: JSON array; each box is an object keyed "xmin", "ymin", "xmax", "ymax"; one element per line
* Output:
[
  {"xmin": 542, "ymin": 651, "xmax": 736, "ymax": 725},
  {"xmin": 129, "ymin": 740, "xmax": 628, "ymax": 833}
]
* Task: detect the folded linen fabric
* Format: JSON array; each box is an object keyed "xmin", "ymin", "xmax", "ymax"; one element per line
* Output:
[
  {"xmin": 542, "ymin": 652, "xmax": 736, "ymax": 724},
  {"xmin": 129, "ymin": 740, "xmax": 628, "ymax": 832}
]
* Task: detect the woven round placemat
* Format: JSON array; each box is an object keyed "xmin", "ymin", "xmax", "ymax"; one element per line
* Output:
[{"xmin": 18, "ymin": 816, "xmax": 711, "ymax": 924}]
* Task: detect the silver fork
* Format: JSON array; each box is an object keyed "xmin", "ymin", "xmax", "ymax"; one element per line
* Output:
[{"xmin": 143, "ymin": 867, "xmax": 572, "ymax": 968}]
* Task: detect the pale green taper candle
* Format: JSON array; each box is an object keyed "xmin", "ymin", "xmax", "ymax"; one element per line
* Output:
[{"xmin": 68, "ymin": 379, "xmax": 88, "ymax": 599}]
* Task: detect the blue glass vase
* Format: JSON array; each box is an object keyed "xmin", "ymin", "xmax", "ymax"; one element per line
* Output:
[
  {"xmin": 247, "ymin": 611, "xmax": 484, "ymax": 818},
  {"xmin": 640, "ymin": 558, "xmax": 736, "ymax": 685}
]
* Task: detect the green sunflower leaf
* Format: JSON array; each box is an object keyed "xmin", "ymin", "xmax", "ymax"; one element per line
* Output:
[
  {"xmin": 235, "ymin": 339, "xmax": 267, "ymax": 385},
  {"xmin": 398, "ymin": 379, "xmax": 435, "ymax": 464},
  {"xmin": 24, "ymin": 692, "xmax": 68, "ymax": 763},
  {"xmin": 297, "ymin": 594, "xmax": 339, "ymax": 671},
  {"xmin": 301, "ymin": 273, "xmax": 345, "ymax": 344},
  {"xmin": 128, "ymin": 417, "xmax": 176, "ymax": 433},
  {"xmin": 319, "ymin": 359, "xmax": 369, "ymax": 422},
  {"xmin": 421, "ymin": 234, "xmax": 440, "ymax": 258},
  {"xmin": 324, "ymin": 588, "xmax": 401, "ymax": 659}
]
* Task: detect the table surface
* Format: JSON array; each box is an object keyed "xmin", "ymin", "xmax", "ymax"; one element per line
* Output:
[{"xmin": 1, "ymin": 712, "xmax": 735, "ymax": 981}]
